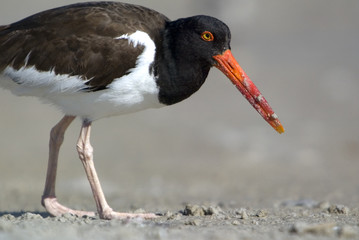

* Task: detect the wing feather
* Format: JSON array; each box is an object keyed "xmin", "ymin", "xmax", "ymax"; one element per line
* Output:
[{"xmin": 0, "ymin": 2, "xmax": 168, "ymax": 90}]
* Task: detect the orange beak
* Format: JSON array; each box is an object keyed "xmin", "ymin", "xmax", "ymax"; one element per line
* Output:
[{"xmin": 213, "ymin": 49, "xmax": 284, "ymax": 134}]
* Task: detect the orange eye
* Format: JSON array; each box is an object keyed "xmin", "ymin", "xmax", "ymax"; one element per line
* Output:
[{"xmin": 201, "ymin": 31, "xmax": 214, "ymax": 41}]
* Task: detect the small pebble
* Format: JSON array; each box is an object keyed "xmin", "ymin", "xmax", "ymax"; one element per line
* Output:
[
  {"xmin": 328, "ymin": 205, "xmax": 350, "ymax": 215},
  {"xmin": 236, "ymin": 208, "xmax": 249, "ymax": 220},
  {"xmin": 205, "ymin": 206, "xmax": 223, "ymax": 216},
  {"xmin": 57, "ymin": 217, "xmax": 67, "ymax": 223},
  {"xmin": 164, "ymin": 211, "xmax": 173, "ymax": 217},
  {"xmin": 167, "ymin": 213, "xmax": 182, "ymax": 220},
  {"xmin": 256, "ymin": 209, "xmax": 268, "ymax": 218},
  {"xmin": 232, "ymin": 220, "xmax": 240, "ymax": 225},
  {"xmin": 183, "ymin": 204, "xmax": 205, "ymax": 216}
]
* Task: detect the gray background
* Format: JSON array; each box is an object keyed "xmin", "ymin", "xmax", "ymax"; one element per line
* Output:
[{"xmin": 0, "ymin": 0, "xmax": 358, "ymax": 215}]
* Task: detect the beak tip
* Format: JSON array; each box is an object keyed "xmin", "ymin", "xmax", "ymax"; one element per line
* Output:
[{"xmin": 275, "ymin": 125, "xmax": 285, "ymax": 134}]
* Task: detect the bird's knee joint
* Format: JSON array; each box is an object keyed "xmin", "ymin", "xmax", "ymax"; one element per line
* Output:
[{"xmin": 76, "ymin": 143, "xmax": 93, "ymax": 161}]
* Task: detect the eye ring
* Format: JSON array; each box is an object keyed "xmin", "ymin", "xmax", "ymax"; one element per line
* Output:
[{"xmin": 201, "ymin": 31, "xmax": 214, "ymax": 42}]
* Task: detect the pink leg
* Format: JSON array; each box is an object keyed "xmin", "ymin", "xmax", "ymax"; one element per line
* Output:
[
  {"xmin": 76, "ymin": 120, "xmax": 157, "ymax": 220},
  {"xmin": 41, "ymin": 115, "xmax": 95, "ymax": 217}
]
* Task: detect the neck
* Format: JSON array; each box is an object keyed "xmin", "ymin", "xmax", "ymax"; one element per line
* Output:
[{"xmin": 155, "ymin": 24, "xmax": 210, "ymax": 105}]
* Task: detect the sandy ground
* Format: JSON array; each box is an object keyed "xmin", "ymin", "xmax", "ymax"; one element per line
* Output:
[{"xmin": 0, "ymin": 0, "xmax": 359, "ymax": 239}]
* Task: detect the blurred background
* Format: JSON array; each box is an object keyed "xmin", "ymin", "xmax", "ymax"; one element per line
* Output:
[{"xmin": 0, "ymin": 0, "xmax": 358, "ymax": 213}]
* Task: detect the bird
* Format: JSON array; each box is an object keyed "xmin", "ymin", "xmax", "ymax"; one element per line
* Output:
[{"xmin": 0, "ymin": 1, "xmax": 284, "ymax": 220}]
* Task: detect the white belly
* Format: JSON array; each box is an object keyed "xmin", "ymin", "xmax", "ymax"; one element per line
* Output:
[{"xmin": 0, "ymin": 31, "xmax": 165, "ymax": 120}]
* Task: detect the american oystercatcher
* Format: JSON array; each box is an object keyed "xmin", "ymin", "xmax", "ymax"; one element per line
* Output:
[{"xmin": 0, "ymin": 2, "xmax": 284, "ymax": 219}]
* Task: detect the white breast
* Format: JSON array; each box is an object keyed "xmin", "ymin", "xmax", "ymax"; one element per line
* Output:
[{"xmin": 0, "ymin": 31, "xmax": 165, "ymax": 120}]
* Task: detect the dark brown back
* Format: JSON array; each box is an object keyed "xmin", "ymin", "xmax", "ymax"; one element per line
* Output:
[{"xmin": 0, "ymin": 2, "xmax": 169, "ymax": 90}]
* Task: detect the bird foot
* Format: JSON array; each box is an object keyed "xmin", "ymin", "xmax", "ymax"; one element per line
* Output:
[
  {"xmin": 41, "ymin": 196, "xmax": 96, "ymax": 217},
  {"xmin": 102, "ymin": 211, "xmax": 159, "ymax": 220},
  {"xmin": 42, "ymin": 196, "xmax": 158, "ymax": 220}
]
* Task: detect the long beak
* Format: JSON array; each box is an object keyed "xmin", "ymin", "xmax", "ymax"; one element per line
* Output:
[{"xmin": 213, "ymin": 49, "xmax": 284, "ymax": 134}]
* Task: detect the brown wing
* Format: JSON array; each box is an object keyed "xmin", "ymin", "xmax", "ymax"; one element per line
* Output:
[{"xmin": 0, "ymin": 2, "xmax": 169, "ymax": 90}]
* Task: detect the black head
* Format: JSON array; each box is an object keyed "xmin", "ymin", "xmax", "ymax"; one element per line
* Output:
[
  {"xmin": 158, "ymin": 15, "xmax": 284, "ymax": 133},
  {"xmin": 157, "ymin": 15, "xmax": 233, "ymax": 105},
  {"xmin": 165, "ymin": 15, "xmax": 232, "ymax": 66}
]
